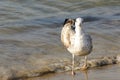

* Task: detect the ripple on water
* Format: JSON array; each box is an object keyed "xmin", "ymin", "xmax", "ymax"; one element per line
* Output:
[{"xmin": 0, "ymin": 0, "xmax": 119, "ymax": 80}]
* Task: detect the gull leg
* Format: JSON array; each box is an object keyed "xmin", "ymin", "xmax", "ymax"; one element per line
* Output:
[
  {"xmin": 84, "ymin": 56, "xmax": 87, "ymax": 68},
  {"xmin": 81, "ymin": 56, "xmax": 88, "ymax": 70},
  {"xmin": 72, "ymin": 54, "xmax": 75, "ymax": 75}
]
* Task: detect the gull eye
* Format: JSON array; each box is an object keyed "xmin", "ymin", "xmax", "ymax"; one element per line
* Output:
[{"xmin": 71, "ymin": 25, "xmax": 75, "ymax": 30}]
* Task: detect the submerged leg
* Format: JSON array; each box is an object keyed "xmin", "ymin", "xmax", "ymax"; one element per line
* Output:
[{"xmin": 72, "ymin": 54, "xmax": 75, "ymax": 75}]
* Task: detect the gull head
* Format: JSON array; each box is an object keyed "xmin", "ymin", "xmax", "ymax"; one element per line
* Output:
[{"xmin": 75, "ymin": 17, "xmax": 83, "ymax": 26}]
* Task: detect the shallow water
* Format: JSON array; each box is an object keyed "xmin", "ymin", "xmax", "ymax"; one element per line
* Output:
[
  {"xmin": 27, "ymin": 64, "xmax": 120, "ymax": 80},
  {"xmin": 0, "ymin": 0, "xmax": 120, "ymax": 80}
]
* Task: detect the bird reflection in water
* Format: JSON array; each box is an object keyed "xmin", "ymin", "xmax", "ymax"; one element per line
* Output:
[{"xmin": 72, "ymin": 70, "xmax": 88, "ymax": 80}]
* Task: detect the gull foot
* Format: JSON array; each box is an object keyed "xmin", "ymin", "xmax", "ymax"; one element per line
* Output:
[
  {"xmin": 72, "ymin": 71, "xmax": 76, "ymax": 76},
  {"xmin": 80, "ymin": 65, "xmax": 88, "ymax": 71}
]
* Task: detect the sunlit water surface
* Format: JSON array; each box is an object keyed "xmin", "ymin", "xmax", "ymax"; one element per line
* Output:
[{"xmin": 0, "ymin": 0, "xmax": 120, "ymax": 80}]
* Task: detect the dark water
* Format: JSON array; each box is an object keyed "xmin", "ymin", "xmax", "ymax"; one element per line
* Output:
[{"xmin": 0, "ymin": 0, "xmax": 120, "ymax": 80}]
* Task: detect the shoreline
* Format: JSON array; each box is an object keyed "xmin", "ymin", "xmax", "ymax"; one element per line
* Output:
[{"xmin": 1, "ymin": 55, "xmax": 120, "ymax": 80}]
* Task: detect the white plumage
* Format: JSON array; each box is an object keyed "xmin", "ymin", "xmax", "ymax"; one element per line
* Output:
[{"xmin": 61, "ymin": 17, "xmax": 92, "ymax": 75}]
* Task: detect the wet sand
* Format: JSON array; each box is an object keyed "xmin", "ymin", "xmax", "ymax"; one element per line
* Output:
[{"xmin": 27, "ymin": 64, "xmax": 120, "ymax": 80}]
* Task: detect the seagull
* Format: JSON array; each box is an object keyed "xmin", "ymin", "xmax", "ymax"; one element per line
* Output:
[{"xmin": 61, "ymin": 17, "xmax": 93, "ymax": 75}]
